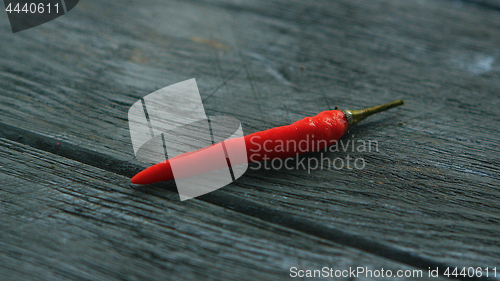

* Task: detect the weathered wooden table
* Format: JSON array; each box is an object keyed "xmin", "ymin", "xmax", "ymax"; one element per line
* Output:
[{"xmin": 1, "ymin": 0, "xmax": 499, "ymax": 280}]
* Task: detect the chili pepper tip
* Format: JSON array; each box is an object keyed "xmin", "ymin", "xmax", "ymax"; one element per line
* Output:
[
  {"xmin": 341, "ymin": 99, "xmax": 405, "ymax": 128},
  {"xmin": 131, "ymin": 170, "xmax": 148, "ymax": 184}
]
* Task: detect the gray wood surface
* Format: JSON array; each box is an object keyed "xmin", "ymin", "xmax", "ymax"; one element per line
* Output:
[
  {"xmin": 0, "ymin": 138, "xmax": 442, "ymax": 281},
  {"xmin": 464, "ymin": 0, "xmax": 500, "ymax": 10},
  {"xmin": 1, "ymin": 0, "xmax": 499, "ymax": 279}
]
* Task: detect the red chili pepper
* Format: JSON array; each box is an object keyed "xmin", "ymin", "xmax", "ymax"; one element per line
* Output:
[{"xmin": 131, "ymin": 100, "xmax": 404, "ymax": 184}]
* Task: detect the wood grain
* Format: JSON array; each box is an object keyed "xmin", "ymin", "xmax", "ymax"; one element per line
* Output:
[
  {"xmin": 1, "ymin": 137, "xmax": 444, "ymax": 281},
  {"xmin": 0, "ymin": 0, "xmax": 499, "ymax": 278},
  {"xmin": 463, "ymin": 0, "xmax": 500, "ymax": 10}
]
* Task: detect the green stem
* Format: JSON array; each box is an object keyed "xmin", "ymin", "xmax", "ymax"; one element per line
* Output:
[{"xmin": 341, "ymin": 99, "xmax": 405, "ymax": 127}]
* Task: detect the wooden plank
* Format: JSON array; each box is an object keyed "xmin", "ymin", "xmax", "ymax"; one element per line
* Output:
[
  {"xmin": 463, "ymin": 0, "xmax": 500, "ymax": 10},
  {"xmin": 206, "ymin": 0, "xmax": 500, "ymax": 270},
  {"xmin": 0, "ymin": 0, "xmax": 499, "ymax": 276},
  {"xmin": 0, "ymin": 137, "xmax": 446, "ymax": 281}
]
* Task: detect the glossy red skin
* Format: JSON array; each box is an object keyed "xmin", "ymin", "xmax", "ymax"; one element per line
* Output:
[{"xmin": 131, "ymin": 110, "xmax": 349, "ymax": 184}]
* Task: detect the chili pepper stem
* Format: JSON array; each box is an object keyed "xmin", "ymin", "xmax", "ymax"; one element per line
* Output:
[{"xmin": 341, "ymin": 99, "xmax": 405, "ymax": 128}]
